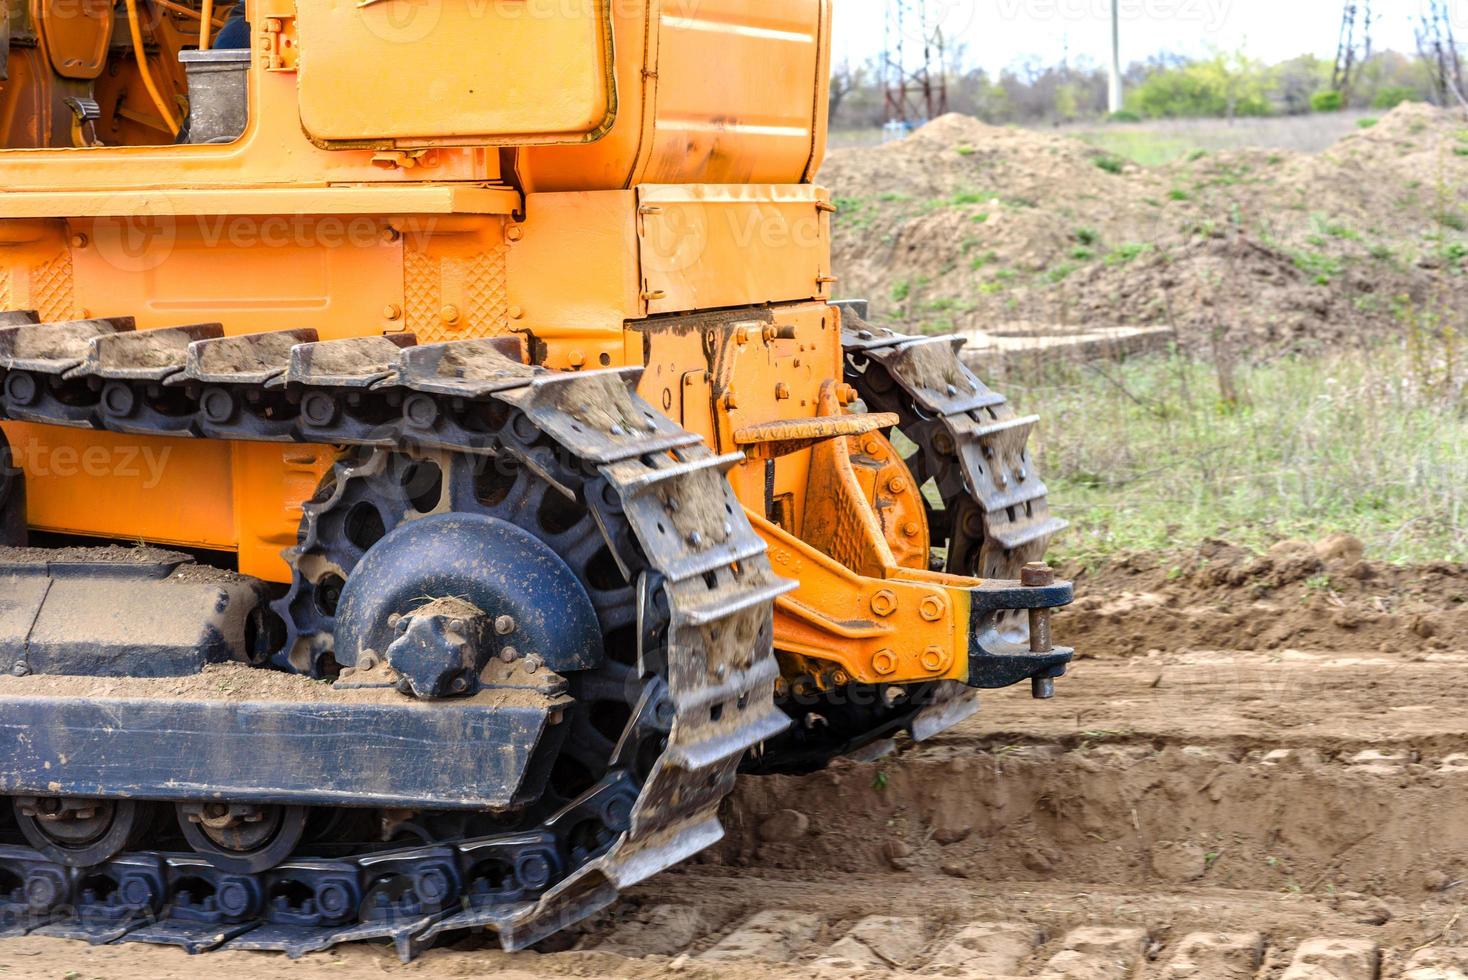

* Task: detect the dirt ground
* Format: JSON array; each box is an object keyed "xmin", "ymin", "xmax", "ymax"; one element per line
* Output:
[
  {"xmin": 824, "ymin": 103, "xmax": 1468, "ymax": 356},
  {"xmin": 5, "ymin": 533, "xmax": 1466, "ymax": 979}
]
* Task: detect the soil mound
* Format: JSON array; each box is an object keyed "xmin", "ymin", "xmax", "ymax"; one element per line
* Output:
[
  {"xmin": 1057, "ymin": 535, "xmax": 1468, "ymax": 657},
  {"xmin": 822, "ymin": 103, "xmax": 1468, "ymax": 357}
]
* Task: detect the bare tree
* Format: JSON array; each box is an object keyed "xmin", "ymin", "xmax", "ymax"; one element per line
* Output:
[
  {"xmin": 1416, "ymin": 0, "xmax": 1468, "ymax": 110},
  {"xmin": 829, "ymin": 59, "xmax": 866, "ymax": 123}
]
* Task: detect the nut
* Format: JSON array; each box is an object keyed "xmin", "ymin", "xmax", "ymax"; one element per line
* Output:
[
  {"xmin": 870, "ymin": 589, "xmax": 898, "ymax": 617},
  {"xmin": 919, "ymin": 595, "xmax": 945, "ymax": 622},
  {"xmin": 872, "ymin": 649, "xmax": 898, "ymax": 675},
  {"xmin": 1020, "ymin": 562, "xmax": 1056, "ymax": 587},
  {"xmin": 921, "ymin": 646, "xmax": 950, "ymax": 673}
]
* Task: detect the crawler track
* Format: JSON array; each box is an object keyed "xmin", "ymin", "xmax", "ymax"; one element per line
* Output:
[{"xmin": 0, "ymin": 314, "xmax": 794, "ymax": 957}]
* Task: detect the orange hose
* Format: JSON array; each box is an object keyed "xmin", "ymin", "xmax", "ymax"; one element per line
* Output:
[
  {"xmin": 198, "ymin": 0, "xmax": 214, "ymax": 50},
  {"xmin": 123, "ymin": 0, "xmax": 181, "ymax": 135}
]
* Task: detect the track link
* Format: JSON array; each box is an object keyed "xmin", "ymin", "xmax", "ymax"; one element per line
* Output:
[{"xmin": 0, "ymin": 315, "xmax": 794, "ymax": 957}]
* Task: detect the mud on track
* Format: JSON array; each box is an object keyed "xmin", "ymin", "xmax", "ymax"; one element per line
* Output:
[{"xmin": 4, "ymin": 540, "xmax": 1467, "ymax": 979}]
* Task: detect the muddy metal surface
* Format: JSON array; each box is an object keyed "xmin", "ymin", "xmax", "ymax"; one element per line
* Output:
[{"xmin": 5, "ymin": 542, "xmax": 1466, "ymax": 979}]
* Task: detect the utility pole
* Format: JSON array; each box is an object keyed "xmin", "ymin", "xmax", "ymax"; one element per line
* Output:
[
  {"xmin": 1108, "ymin": 0, "xmax": 1123, "ymax": 114},
  {"xmin": 883, "ymin": 0, "xmax": 948, "ymax": 132}
]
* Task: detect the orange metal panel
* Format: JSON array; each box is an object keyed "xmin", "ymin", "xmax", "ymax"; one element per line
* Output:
[
  {"xmin": 68, "ymin": 214, "xmax": 406, "ymax": 339},
  {"xmin": 506, "ymin": 191, "xmax": 642, "ymax": 351},
  {"xmin": 4, "ymin": 423, "xmax": 237, "ymax": 550},
  {"xmin": 636, "ymin": 183, "xmax": 831, "ymax": 315},
  {"xmin": 31, "ymin": 0, "xmax": 112, "ymax": 81},
  {"xmin": 519, "ymin": 0, "xmax": 831, "ymax": 192},
  {"xmin": 233, "ymin": 442, "xmax": 336, "ymax": 582},
  {"xmin": 641, "ymin": 0, "xmax": 828, "ymax": 184},
  {"xmin": 296, "ymin": 0, "xmax": 615, "ymax": 148}
]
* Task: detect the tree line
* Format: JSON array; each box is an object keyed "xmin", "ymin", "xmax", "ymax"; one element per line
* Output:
[{"xmin": 830, "ymin": 47, "xmax": 1439, "ymax": 130}]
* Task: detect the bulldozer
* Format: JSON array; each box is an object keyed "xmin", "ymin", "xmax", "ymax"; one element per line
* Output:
[{"xmin": 0, "ymin": 0, "xmax": 1072, "ymax": 959}]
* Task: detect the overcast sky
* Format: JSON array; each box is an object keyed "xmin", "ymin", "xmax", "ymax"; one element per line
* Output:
[{"xmin": 832, "ymin": 0, "xmax": 1428, "ymax": 74}]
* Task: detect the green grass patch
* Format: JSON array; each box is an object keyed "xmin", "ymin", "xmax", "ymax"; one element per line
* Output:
[
  {"xmin": 1105, "ymin": 242, "xmax": 1153, "ymax": 266},
  {"xmin": 1094, "ymin": 155, "xmax": 1127, "ymax": 174},
  {"xmin": 1168, "ymin": 188, "xmax": 1192, "ymax": 202},
  {"xmin": 1046, "ymin": 262, "xmax": 1079, "ymax": 283},
  {"xmin": 1017, "ymin": 346, "xmax": 1468, "ymax": 565},
  {"xmin": 1078, "ymin": 130, "xmax": 1198, "ymax": 166}
]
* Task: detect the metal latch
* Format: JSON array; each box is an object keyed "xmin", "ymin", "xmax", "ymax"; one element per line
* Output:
[{"xmin": 263, "ymin": 15, "xmax": 297, "ymax": 72}]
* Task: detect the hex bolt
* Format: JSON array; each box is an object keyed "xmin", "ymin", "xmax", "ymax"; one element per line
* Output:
[
  {"xmin": 902, "ymin": 521, "xmax": 920, "ymax": 538},
  {"xmin": 1032, "ymin": 676, "xmax": 1056, "ymax": 700},
  {"xmin": 524, "ymin": 654, "xmax": 543, "ymax": 674},
  {"xmin": 494, "ymin": 615, "xmax": 516, "ymax": 636},
  {"xmin": 872, "ymin": 649, "xmax": 898, "ymax": 676},
  {"xmin": 448, "ymin": 619, "xmax": 466, "ymax": 634},
  {"xmin": 499, "ymin": 645, "xmax": 519, "ymax": 664},
  {"xmin": 870, "ymin": 589, "xmax": 898, "ymax": 617},
  {"xmin": 887, "ymin": 475, "xmax": 908, "ymax": 494},
  {"xmin": 919, "ymin": 595, "xmax": 944, "ymax": 622},
  {"xmin": 358, "ymin": 651, "xmax": 379, "ymax": 671}
]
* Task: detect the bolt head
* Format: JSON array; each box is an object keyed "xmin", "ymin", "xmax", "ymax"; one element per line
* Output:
[
  {"xmin": 872, "ymin": 649, "xmax": 898, "ymax": 676},
  {"xmin": 494, "ymin": 615, "xmax": 516, "ymax": 635},
  {"xmin": 919, "ymin": 595, "xmax": 945, "ymax": 622},
  {"xmin": 11, "ymin": 663, "xmax": 29, "ymax": 677},
  {"xmin": 870, "ymin": 589, "xmax": 898, "ymax": 617}
]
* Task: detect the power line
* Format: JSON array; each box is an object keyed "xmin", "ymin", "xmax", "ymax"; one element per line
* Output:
[{"xmin": 882, "ymin": 0, "xmax": 947, "ymax": 127}]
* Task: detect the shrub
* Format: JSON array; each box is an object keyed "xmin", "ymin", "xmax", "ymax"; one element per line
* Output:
[
  {"xmin": 1371, "ymin": 86, "xmax": 1418, "ymax": 110},
  {"xmin": 1310, "ymin": 90, "xmax": 1344, "ymax": 113}
]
